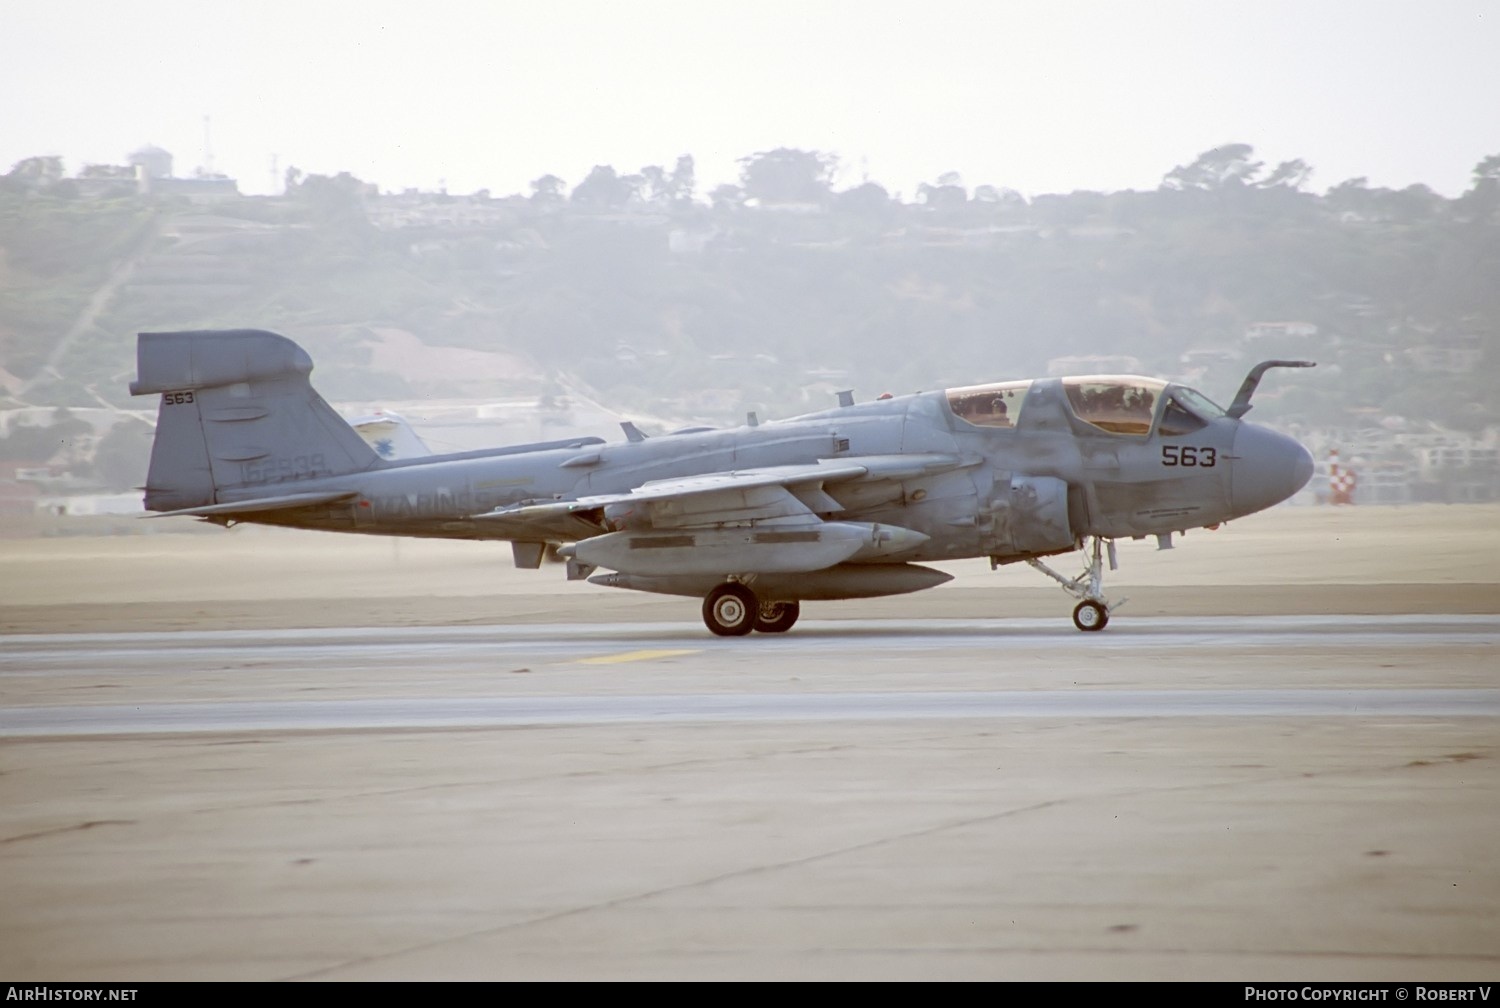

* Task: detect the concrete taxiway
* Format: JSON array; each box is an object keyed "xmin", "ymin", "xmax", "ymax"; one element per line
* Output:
[{"xmin": 2, "ymin": 614, "xmax": 1497, "ymax": 981}]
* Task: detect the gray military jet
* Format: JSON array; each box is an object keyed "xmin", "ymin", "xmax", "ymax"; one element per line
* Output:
[{"xmin": 130, "ymin": 329, "xmax": 1314, "ymax": 635}]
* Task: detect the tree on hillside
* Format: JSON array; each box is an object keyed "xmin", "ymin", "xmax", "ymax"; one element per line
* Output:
[
  {"xmin": 835, "ymin": 180, "xmax": 892, "ymax": 215},
  {"xmin": 291, "ymin": 171, "xmax": 370, "ymax": 219},
  {"xmin": 738, "ymin": 148, "xmax": 838, "ymax": 205},
  {"xmin": 571, "ymin": 165, "xmax": 638, "ymax": 210},
  {"xmin": 3, "ymin": 156, "xmax": 65, "ymax": 193},
  {"xmin": 1258, "ymin": 159, "xmax": 1312, "ymax": 190},
  {"xmin": 973, "ymin": 184, "xmax": 1025, "ymax": 207},
  {"xmin": 530, "ymin": 174, "xmax": 567, "ymax": 204},
  {"xmin": 642, "ymin": 154, "xmax": 697, "ymax": 208},
  {"xmin": 92, "ymin": 418, "xmax": 154, "ymax": 491},
  {"xmin": 0, "ymin": 408, "xmax": 91, "ymax": 463},
  {"xmin": 709, "ymin": 182, "xmax": 745, "ymax": 211},
  {"xmin": 1326, "ymin": 176, "xmax": 1375, "ymax": 214},
  {"xmin": 917, "ymin": 172, "xmax": 967, "ymax": 213},
  {"xmin": 1161, "ymin": 144, "xmax": 1264, "ymax": 190},
  {"xmin": 1458, "ymin": 153, "xmax": 1500, "ymax": 222},
  {"xmin": 669, "ymin": 154, "xmax": 696, "ymax": 205},
  {"xmin": 641, "ymin": 165, "xmax": 669, "ymax": 205},
  {"xmin": 285, "ymin": 171, "xmax": 376, "ymax": 252},
  {"xmin": 1328, "ymin": 177, "xmax": 1446, "ymax": 224}
]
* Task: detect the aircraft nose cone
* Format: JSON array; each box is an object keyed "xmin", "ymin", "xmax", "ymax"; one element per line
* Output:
[{"xmin": 1230, "ymin": 424, "xmax": 1315, "ymax": 517}]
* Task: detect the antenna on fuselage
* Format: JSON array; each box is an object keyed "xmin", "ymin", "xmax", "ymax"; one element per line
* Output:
[{"xmin": 1226, "ymin": 360, "xmax": 1315, "ymax": 419}]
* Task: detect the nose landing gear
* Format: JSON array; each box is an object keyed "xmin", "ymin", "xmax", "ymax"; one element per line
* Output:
[{"xmin": 1025, "ymin": 536, "xmax": 1124, "ymax": 632}]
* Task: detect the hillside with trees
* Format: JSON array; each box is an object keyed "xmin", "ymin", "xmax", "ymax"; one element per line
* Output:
[{"xmin": 1, "ymin": 143, "xmax": 1497, "ymax": 499}]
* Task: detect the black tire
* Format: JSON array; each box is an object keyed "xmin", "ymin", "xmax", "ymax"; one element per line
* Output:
[
  {"xmin": 703, "ymin": 582, "xmax": 757, "ymax": 636},
  {"xmin": 753, "ymin": 600, "xmax": 800, "ymax": 633},
  {"xmin": 1072, "ymin": 599, "xmax": 1109, "ymax": 632}
]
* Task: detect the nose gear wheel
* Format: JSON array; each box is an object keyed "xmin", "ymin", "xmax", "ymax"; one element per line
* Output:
[{"xmin": 1072, "ymin": 599, "xmax": 1108, "ymax": 631}]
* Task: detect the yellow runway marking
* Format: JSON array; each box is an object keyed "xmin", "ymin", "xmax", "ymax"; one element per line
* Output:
[{"xmin": 578, "ymin": 649, "xmax": 701, "ymax": 665}]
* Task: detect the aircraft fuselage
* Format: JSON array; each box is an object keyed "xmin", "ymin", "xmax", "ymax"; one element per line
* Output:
[{"xmin": 217, "ymin": 376, "xmax": 1296, "ymax": 568}]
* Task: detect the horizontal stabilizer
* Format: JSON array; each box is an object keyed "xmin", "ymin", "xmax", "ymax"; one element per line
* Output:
[
  {"xmin": 130, "ymin": 328, "xmax": 312, "ymax": 395},
  {"xmin": 143, "ymin": 490, "xmax": 358, "ymax": 518}
]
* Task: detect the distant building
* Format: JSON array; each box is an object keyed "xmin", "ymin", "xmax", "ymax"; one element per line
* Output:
[
  {"xmin": 1403, "ymin": 335, "xmax": 1484, "ymax": 375},
  {"xmin": 367, "ymin": 190, "xmax": 523, "ymax": 230},
  {"xmin": 1174, "ymin": 346, "xmax": 1243, "ymax": 386},
  {"xmin": 0, "ymin": 462, "xmax": 42, "ymax": 533},
  {"xmin": 73, "ymin": 146, "xmax": 241, "ymax": 204},
  {"xmin": 143, "ymin": 174, "xmax": 241, "ymax": 204},
  {"xmin": 73, "ymin": 164, "xmax": 138, "ymax": 199},
  {"xmin": 1245, "ymin": 321, "xmax": 1318, "ymax": 341},
  {"xmin": 128, "ymin": 145, "xmax": 173, "ymax": 179}
]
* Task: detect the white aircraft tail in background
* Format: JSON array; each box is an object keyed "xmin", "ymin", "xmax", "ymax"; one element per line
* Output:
[{"xmin": 347, "ymin": 410, "xmax": 432, "ymax": 460}]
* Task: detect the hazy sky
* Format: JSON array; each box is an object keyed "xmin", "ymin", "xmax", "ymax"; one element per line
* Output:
[{"xmin": 4, "ymin": 0, "xmax": 1498, "ymax": 200}]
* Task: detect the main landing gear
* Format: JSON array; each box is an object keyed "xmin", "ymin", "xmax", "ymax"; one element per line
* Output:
[
  {"xmin": 702, "ymin": 582, "xmax": 801, "ymax": 637},
  {"xmin": 1025, "ymin": 535, "xmax": 1122, "ymax": 632}
]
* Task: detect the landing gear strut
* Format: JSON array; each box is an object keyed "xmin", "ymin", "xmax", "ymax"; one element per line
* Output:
[{"xmin": 1026, "ymin": 536, "xmax": 1123, "ymax": 632}]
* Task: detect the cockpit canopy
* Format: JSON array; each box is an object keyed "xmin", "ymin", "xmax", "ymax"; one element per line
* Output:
[
  {"xmin": 1063, "ymin": 376, "xmax": 1227, "ymax": 436},
  {"xmin": 945, "ymin": 380, "xmax": 1032, "ymax": 428},
  {"xmin": 947, "ymin": 376, "xmax": 1227, "ymax": 436},
  {"xmin": 1062, "ymin": 377, "xmax": 1163, "ymax": 435}
]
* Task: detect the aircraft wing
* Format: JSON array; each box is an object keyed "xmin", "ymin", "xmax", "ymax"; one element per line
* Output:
[
  {"xmin": 143, "ymin": 490, "xmax": 360, "ymax": 519},
  {"xmin": 473, "ymin": 453, "xmax": 971, "ymax": 533},
  {"xmin": 474, "ymin": 454, "xmax": 969, "ymax": 576}
]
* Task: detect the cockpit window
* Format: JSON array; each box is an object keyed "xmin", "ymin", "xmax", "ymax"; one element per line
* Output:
[
  {"xmin": 1062, "ymin": 377, "xmax": 1165, "ymax": 436},
  {"xmin": 1172, "ymin": 386, "xmax": 1227, "ymax": 419},
  {"xmin": 946, "ymin": 380, "xmax": 1031, "ymax": 428},
  {"xmin": 1159, "ymin": 394, "xmax": 1207, "ymax": 436},
  {"xmin": 1157, "ymin": 387, "xmax": 1226, "ymax": 436}
]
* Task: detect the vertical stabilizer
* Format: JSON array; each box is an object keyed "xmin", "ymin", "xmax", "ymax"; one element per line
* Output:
[
  {"xmin": 347, "ymin": 410, "xmax": 433, "ymax": 460},
  {"xmin": 130, "ymin": 329, "xmax": 381, "ymax": 512}
]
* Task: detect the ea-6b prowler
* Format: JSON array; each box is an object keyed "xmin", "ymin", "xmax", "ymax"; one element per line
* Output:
[{"xmin": 130, "ymin": 329, "xmax": 1315, "ymax": 635}]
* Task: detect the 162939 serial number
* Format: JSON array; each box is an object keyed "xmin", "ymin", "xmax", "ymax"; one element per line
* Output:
[{"xmin": 242, "ymin": 454, "xmax": 327, "ymax": 484}]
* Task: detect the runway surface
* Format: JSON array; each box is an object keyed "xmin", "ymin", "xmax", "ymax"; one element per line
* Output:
[
  {"xmin": 2, "ymin": 614, "xmax": 1497, "ymax": 981},
  {"xmin": 4, "ymin": 615, "xmax": 1499, "ymax": 736}
]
